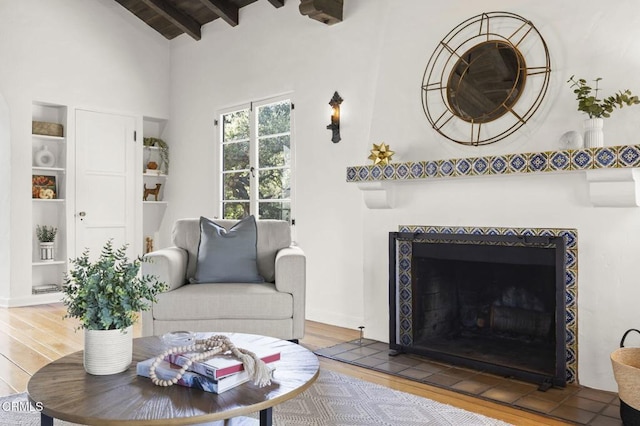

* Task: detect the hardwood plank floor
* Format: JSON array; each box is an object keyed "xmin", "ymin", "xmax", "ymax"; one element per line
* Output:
[{"xmin": 0, "ymin": 304, "xmax": 569, "ymax": 425}]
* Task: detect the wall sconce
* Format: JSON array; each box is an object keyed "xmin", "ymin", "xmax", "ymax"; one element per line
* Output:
[{"xmin": 327, "ymin": 91, "xmax": 343, "ymax": 143}]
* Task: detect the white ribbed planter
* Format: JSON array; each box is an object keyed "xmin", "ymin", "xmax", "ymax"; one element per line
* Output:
[
  {"xmin": 39, "ymin": 242, "xmax": 54, "ymax": 261},
  {"xmin": 584, "ymin": 117, "xmax": 604, "ymax": 148},
  {"xmin": 84, "ymin": 326, "xmax": 133, "ymax": 375}
]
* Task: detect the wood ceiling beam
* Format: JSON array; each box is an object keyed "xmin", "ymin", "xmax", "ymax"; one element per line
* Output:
[
  {"xmin": 267, "ymin": 0, "xmax": 285, "ymax": 7},
  {"xmin": 199, "ymin": 0, "xmax": 239, "ymax": 27},
  {"xmin": 140, "ymin": 0, "xmax": 202, "ymax": 40},
  {"xmin": 299, "ymin": 0, "xmax": 343, "ymax": 25}
]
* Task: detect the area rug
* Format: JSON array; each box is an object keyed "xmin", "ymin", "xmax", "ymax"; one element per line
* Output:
[{"xmin": 0, "ymin": 370, "xmax": 511, "ymax": 425}]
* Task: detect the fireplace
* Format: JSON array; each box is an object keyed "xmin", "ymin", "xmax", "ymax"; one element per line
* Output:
[{"xmin": 389, "ymin": 226, "xmax": 577, "ymax": 388}]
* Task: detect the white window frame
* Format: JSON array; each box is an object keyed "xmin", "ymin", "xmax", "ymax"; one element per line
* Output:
[{"xmin": 216, "ymin": 94, "xmax": 295, "ymax": 223}]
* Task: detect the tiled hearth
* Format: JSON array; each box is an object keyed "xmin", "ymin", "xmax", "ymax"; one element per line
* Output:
[{"xmin": 316, "ymin": 339, "xmax": 622, "ymax": 425}]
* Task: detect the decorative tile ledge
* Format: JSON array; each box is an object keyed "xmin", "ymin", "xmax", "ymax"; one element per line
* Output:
[{"xmin": 347, "ymin": 145, "xmax": 640, "ymax": 208}]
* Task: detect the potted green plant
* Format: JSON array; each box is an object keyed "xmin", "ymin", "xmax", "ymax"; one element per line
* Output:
[
  {"xmin": 143, "ymin": 137, "xmax": 169, "ymax": 174},
  {"xmin": 36, "ymin": 224, "xmax": 57, "ymax": 261},
  {"xmin": 567, "ymin": 76, "xmax": 640, "ymax": 147},
  {"xmin": 62, "ymin": 239, "xmax": 167, "ymax": 375}
]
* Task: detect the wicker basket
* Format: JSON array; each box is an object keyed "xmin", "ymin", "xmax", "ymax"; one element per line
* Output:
[
  {"xmin": 32, "ymin": 121, "xmax": 64, "ymax": 137},
  {"xmin": 611, "ymin": 329, "xmax": 640, "ymax": 425}
]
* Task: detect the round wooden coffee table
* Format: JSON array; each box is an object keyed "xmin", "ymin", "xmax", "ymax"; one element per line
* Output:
[{"xmin": 28, "ymin": 333, "xmax": 319, "ymax": 425}]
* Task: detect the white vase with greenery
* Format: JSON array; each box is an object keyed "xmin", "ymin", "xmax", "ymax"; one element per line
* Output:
[
  {"xmin": 62, "ymin": 240, "xmax": 167, "ymax": 375},
  {"xmin": 568, "ymin": 76, "xmax": 640, "ymax": 148},
  {"xmin": 36, "ymin": 225, "xmax": 57, "ymax": 261}
]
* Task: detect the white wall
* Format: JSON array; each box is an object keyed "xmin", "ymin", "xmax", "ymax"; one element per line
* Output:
[
  {"xmin": 164, "ymin": 0, "xmax": 384, "ymax": 328},
  {"xmin": 0, "ymin": 0, "xmax": 170, "ymax": 302},
  {"xmin": 166, "ymin": 0, "xmax": 640, "ymax": 391}
]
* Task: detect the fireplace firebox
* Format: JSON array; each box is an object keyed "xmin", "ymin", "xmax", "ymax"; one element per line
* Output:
[{"xmin": 389, "ymin": 231, "xmax": 567, "ymax": 388}]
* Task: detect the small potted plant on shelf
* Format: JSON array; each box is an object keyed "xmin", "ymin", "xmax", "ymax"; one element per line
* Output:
[
  {"xmin": 567, "ymin": 75, "xmax": 640, "ymax": 148},
  {"xmin": 36, "ymin": 224, "xmax": 57, "ymax": 261},
  {"xmin": 61, "ymin": 239, "xmax": 167, "ymax": 375},
  {"xmin": 143, "ymin": 137, "xmax": 169, "ymax": 174}
]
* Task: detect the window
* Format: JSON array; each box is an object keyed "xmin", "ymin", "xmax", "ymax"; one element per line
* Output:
[{"xmin": 219, "ymin": 96, "xmax": 293, "ymax": 221}]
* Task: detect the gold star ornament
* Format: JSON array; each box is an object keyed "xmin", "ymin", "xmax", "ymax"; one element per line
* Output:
[{"xmin": 368, "ymin": 142, "xmax": 395, "ymax": 165}]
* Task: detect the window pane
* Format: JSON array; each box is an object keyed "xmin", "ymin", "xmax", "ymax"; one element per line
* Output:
[
  {"xmin": 258, "ymin": 101, "xmax": 290, "ymax": 136},
  {"xmin": 258, "ymin": 168, "xmax": 290, "ymax": 199},
  {"xmin": 259, "ymin": 135, "xmax": 290, "ymax": 168},
  {"xmin": 222, "ymin": 110, "xmax": 249, "ymax": 142},
  {"xmin": 223, "ymin": 171, "xmax": 250, "ymax": 201},
  {"xmin": 259, "ymin": 201, "xmax": 290, "ymax": 221},
  {"xmin": 223, "ymin": 202, "xmax": 250, "ymax": 219},
  {"xmin": 223, "ymin": 141, "xmax": 250, "ymax": 171}
]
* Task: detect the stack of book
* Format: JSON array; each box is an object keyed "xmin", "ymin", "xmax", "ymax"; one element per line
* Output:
[{"xmin": 137, "ymin": 340, "xmax": 280, "ymax": 394}]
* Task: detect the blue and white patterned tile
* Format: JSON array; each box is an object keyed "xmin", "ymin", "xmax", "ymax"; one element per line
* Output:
[
  {"xmin": 399, "ymin": 257, "xmax": 411, "ymax": 271},
  {"xmin": 619, "ymin": 145, "xmax": 640, "ymax": 168},
  {"xmin": 410, "ymin": 161, "xmax": 425, "ymax": 179},
  {"xmin": 506, "ymin": 153, "xmax": 528, "ymax": 173},
  {"xmin": 425, "ymin": 161, "xmax": 438, "ymax": 178},
  {"xmin": 396, "ymin": 163, "xmax": 410, "ymax": 180},
  {"xmin": 355, "ymin": 166, "xmax": 369, "ymax": 181},
  {"xmin": 382, "ymin": 164, "xmax": 395, "ymax": 179},
  {"xmin": 399, "ymin": 241, "xmax": 412, "ymax": 256},
  {"xmin": 529, "ymin": 152, "xmax": 549, "ymax": 172},
  {"xmin": 346, "ymin": 167, "xmax": 358, "ymax": 182},
  {"xmin": 471, "ymin": 157, "xmax": 490, "ymax": 175},
  {"xmin": 503, "ymin": 228, "xmax": 518, "ymax": 236},
  {"xmin": 593, "ymin": 146, "xmax": 618, "ymax": 168},
  {"xmin": 571, "ymin": 149, "xmax": 593, "ymax": 170},
  {"xmin": 549, "ymin": 150, "xmax": 571, "ymax": 171},
  {"xmin": 454, "ymin": 158, "xmax": 472, "ymax": 176},
  {"xmin": 370, "ymin": 165, "xmax": 383, "ymax": 180},
  {"xmin": 439, "ymin": 160, "xmax": 454, "ymax": 177},
  {"xmin": 490, "ymin": 156, "xmax": 508, "ymax": 175},
  {"xmin": 560, "ymin": 229, "xmax": 577, "ymax": 249},
  {"xmin": 565, "ymin": 250, "xmax": 577, "ymax": 268}
]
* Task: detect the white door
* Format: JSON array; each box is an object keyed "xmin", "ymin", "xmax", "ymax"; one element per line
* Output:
[{"xmin": 75, "ymin": 109, "xmax": 136, "ymax": 259}]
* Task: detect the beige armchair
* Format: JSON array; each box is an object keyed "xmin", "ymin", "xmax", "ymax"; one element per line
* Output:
[{"xmin": 141, "ymin": 218, "xmax": 305, "ymax": 341}]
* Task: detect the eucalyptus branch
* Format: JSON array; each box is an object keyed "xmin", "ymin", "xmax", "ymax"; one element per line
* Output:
[{"xmin": 568, "ymin": 75, "xmax": 640, "ymax": 119}]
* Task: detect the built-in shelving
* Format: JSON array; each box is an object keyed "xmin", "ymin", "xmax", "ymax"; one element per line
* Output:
[
  {"xmin": 142, "ymin": 117, "xmax": 169, "ymax": 252},
  {"xmin": 31, "ymin": 101, "xmax": 68, "ymax": 300}
]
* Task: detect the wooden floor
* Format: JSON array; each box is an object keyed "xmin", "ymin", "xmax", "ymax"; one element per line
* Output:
[{"xmin": 0, "ymin": 303, "xmax": 570, "ymax": 425}]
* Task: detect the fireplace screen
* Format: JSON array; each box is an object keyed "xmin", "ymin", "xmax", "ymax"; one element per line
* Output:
[{"xmin": 389, "ymin": 232, "xmax": 567, "ymax": 388}]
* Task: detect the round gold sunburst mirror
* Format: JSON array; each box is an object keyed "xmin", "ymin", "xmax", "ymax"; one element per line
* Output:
[{"xmin": 422, "ymin": 12, "xmax": 551, "ymax": 146}]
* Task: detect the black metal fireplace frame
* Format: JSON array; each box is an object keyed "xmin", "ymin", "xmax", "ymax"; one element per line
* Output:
[{"xmin": 388, "ymin": 231, "xmax": 567, "ymax": 388}]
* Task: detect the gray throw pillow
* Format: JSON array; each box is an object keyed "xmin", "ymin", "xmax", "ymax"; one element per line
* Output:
[{"xmin": 191, "ymin": 215, "xmax": 264, "ymax": 283}]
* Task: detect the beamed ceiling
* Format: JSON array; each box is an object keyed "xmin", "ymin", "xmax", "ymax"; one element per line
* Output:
[{"xmin": 113, "ymin": 0, "xmax": 344, "ymax": 41}]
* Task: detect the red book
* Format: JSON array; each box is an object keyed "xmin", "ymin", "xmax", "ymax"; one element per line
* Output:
[
  {"xmin": 167, "ymin": 348, "xmax": 280, "ymax": 380},
  {"xmin": 136, "ymin": 357, "xmax": 252, "ymax": 394}
]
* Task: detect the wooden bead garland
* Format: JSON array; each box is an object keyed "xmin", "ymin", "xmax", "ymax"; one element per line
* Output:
[{"xmin": 149, "ymin": 334, "xmax": 272, "ymax": 388}]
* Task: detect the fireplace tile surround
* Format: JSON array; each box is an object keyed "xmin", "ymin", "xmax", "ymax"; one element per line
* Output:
[{"xmin": 395, "ymin": 225, "xmax": 578, "ymax": 384}]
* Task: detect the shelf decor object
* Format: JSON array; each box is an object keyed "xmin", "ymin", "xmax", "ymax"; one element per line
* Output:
[
  {"xmin": 368, "ymin": 142, "xmax": 394, "ymax": 165},
  {"xmin": 32, "ymin": 121, "xmax": 63, "ymax": 137},
  {"xmin": 421, "ymin": 11, "xmax": 551, "ymax": 146},
  {"xmin": 567, "ymin": 76, "xmax": 640, "ymax": 148},
  {"xmin": 32, "ymin": 175, "xmax": 57, "ymax": 199},
  {"xmin": 34, "ymin": 145, "xmax": 56, "ymax": 167},
  {"xmin": 36, "ymin": 224, "xmax": 57, "ymax": 261},
  {"xmin": 143, "ymin": 137, "xmax": 169, "ymax": 174}
]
